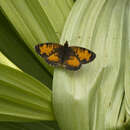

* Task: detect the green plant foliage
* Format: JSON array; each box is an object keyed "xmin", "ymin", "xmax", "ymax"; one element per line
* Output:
[
  {"xmin": 0, "ymin": 121, "xmax": 60, "ymax": 130},
  {"xmin": 0, "ymin": 0, "xmax": 130, "ymax": 130},
  {"xmin": 0, "ymin": 0, "xmax": 74, "ymax": 129},
  {"xmin": 53, "ymin": 0, "xmax": 130, "ymax": 130},
  {"xmin": 0, "ymin": 10, "xmax": 52, "ymax": 88},
  {"xmin": 0, "ymin": 0, "xmax": 72, "ymax": 74},
  {"xmin": 0, "ymin": 64, "xmax": 54, "ymax": 121}
]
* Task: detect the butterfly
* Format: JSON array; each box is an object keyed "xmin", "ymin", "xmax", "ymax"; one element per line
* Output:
[{"xmin": 35, "ymin": 41, "xmax": 96, "ymax": 71}]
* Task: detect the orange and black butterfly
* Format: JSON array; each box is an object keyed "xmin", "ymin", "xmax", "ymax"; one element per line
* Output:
[{"xmin": 35, "ymin": 41, "xmax": 96, "ymax": 71}]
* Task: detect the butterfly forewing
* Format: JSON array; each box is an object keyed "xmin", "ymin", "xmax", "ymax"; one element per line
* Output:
[
  {"xmin": 35, "ymin": 43, "xmax": 61, "ymax": 57},
  {"xmin": 70, "ymin": 46, "xmax": 96, "ymax": 64},
  {"xmin": 35, "ymin": 43, "xmax": 62, "ymax": 66}
]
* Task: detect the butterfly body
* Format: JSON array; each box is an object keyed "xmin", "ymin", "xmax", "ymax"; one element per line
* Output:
[{"xmin": 35, "ymin": 41, "xmax": 96, "ymax": 71}]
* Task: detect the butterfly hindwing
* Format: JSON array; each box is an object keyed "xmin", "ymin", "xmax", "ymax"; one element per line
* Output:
[
  {"xmin": 63, "ymin": 52, "xmax": 81, "ymax": 71},
  {"xmin": 70, "ymin": 46, "xmax": 96, "ymax": 64},
  {"xmin": 35, "ymin": 43, "xmax": 62, "ymax": 66},
  {"xmin": 46, "ymin": 52, "xmax": 62, "ymax": 66}
]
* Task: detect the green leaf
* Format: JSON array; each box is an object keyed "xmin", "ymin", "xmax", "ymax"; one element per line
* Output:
[
  {"xmin": 0, "ymin": 64, "xmax": 54, "ymax": 121},
  {"xmin": 0, "ymin": 0, "xmax": 73, "ymax": 74},
  {"xmin": 0, "ymin": 52, "xmax": 21, "ymax": 71},
  {"xmin": 53, "ymin": 0, "xmax": 130, "ymax": 129},
  {"xmin": 0, "ymin": 10, "xmax": 52, "ymax": 88},
  {"xmin": 0, "ymin": 121, "xmax": 60, "ymax": 130}
]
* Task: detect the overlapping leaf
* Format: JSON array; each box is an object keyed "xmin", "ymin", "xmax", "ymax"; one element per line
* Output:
[
  {"xmin": 53, "ymin": 0, "xmax": 130, "ymax": 130},
  {"xmin": 0, "ymin": 63, "xmax": 54, "ymax": 121}
]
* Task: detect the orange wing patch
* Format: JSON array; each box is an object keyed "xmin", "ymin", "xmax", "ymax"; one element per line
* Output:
[
  {"xmin": 39, "ymin": 44, "xmax": 59, "ymax": 56},
  {"xmin": 47, "ymin": 53, "xmax": 60, "ymax": 62},
  {"xmin": 66, "ymin": 56, "xmax": 80, "ymax": 67},
  {"xmin": 63, "ymin": 56, "xmax": 81, "ymax": 70},
  {"xmin": 72, "ymin": 48, "xmax": 92, "ymax": 61}
]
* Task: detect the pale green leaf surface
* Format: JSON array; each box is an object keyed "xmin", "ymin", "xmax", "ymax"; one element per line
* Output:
[
  {"xmin": 0, "ymin": 64, "xmax": 54, "ymax": 121},
  {"xmin": 39, "ymin": 0, "xmax": 73, "ymax": 37},
  {"xmin": 124, "ymin": 0, "xmax": 130, "ymax": 126},
  {"xmin": 53, "ymin": 0, "xmax": 130, "ymax": 130},
  {"xmin": 0, "ymin": 0, "xmax": 73, "ymax": 74},
  {"xmin": 0, "ymin": 10, "xmax": 52, "ymax": 88}
]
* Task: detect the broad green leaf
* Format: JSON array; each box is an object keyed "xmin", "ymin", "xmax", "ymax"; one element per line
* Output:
[
  {"xmin": 0, "ymin": 11, "xmax": 52, "ymax": 88},
  {"xmin": 0, "ymin": 121, "xmax": 60, "ymax": 130},
  {"xmin": 53, "ymin": 0, "xmax": 130, "ymax": 130},
  {"xmin": 0, "ymin": 64, "xmax": 54, "ymax": 121},
  {"xmin": 0, "ymin": 52, "xmax": 21, "ymax": 71},
  {"xmin": 0, "ymin": 0, "xmax": 73, "ymax": 74},
  {"xmin": 35, "ymin": 0, "xmax": 73, "ymax": 37}
]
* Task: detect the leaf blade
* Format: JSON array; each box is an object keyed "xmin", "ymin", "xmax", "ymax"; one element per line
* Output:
[
  {"xmin": 0, "ymin": 64, "xmax": 54, "ymax": 121},
  {"xmin": 0, "ymin": 10, "xmax": 52, "ymax": 88}
]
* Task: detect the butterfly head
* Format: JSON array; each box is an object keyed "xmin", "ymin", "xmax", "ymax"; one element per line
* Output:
[{"xmin": 64, "ymin": 41, "xmax": 69, "ymax": 48}]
